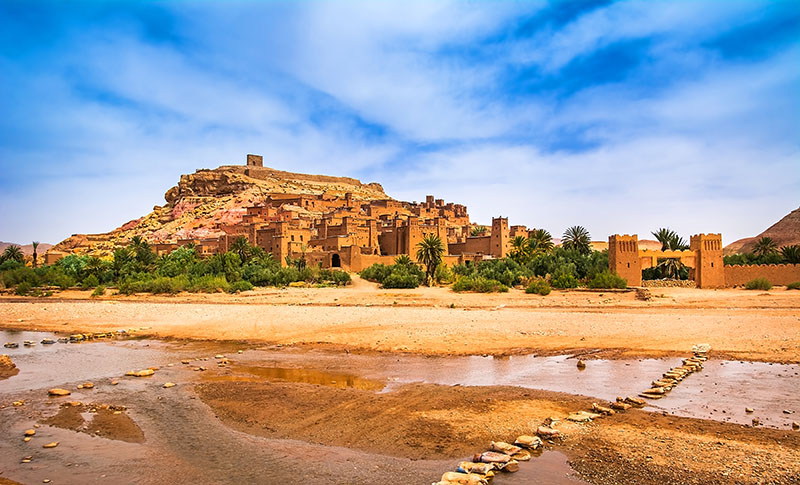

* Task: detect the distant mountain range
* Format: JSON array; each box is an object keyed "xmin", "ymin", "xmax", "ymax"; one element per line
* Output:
[
  {"xmin": 0, "ymin": 242, "xmax": 54, "ymax": 256},
  {"xmin": 724, "ymin": 207, "xmax": 800, "ymax": 255}
]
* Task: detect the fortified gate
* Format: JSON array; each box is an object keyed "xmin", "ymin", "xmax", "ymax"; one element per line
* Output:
[{"xmin": 609, "ymin": 233, "xmax": 725, "ymax": 288}]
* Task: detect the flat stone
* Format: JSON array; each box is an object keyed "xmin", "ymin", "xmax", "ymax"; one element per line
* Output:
[
  {"xmin": 125, "ymin": 369, "xmax": 155, "ymax": 377},
  {"xmin": 24, "ymin": 429, "xmax": 35, "ymax": 436},
  {"xmin": 48, "ymin": 388, "xmax": 71, "ymax": 397},
  {"xmin": 567, "ymin": 411, "xmax": 602, "ymax": 422},
  {"xmin": 163, "ymin": 382, "xmax": 176, "ymax": 388},
  {"xmin": 515, "ymin": 435, "xmax": 543, "ymax": 448},
  {"xmin": 42, "ymin": 442, "xmax": 59, "ymax": 448},
  {"xmin": 537, "ymin": 426, "xmax": 560, "ymax": 438}
]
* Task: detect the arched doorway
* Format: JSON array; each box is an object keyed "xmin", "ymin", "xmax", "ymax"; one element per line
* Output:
[{"xmin": 331, "ymin": 254, "xmax": 341, "ymax": 268}]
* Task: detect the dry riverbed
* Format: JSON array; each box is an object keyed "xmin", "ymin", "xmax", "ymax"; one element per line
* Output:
[{"xmin": 1, "ymin": 285, "xmax": 799, "ymax": 484}]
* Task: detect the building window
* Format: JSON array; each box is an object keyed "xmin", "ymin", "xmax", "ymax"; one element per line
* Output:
[
  {"xmin": 291, "ymin": 235, "xmax": 295, "ymax": 241},
  {"xmin": 627, "ymin": 263, "xmax": 630, "ymax": 268},
  {"xmin": 711, "ymin": 262, "xmax": 714, "ymax": 268}
]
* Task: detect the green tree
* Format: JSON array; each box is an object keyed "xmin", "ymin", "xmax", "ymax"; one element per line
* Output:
[
  {"xmin": 562, "ymin": 226, "xmax": 591, "ymax": 254},
  {"xmin": 752, "ymin": 236, "xmax": 778, "ymax": 257},
  {"xmin": 230, "ymin": 236, "xmax": 251, "ymax": 263},
  {"xmin": 394, "ymin": 254, "xmax": 413, "ymax": 267},
  {"xmin": 416, "ymin": 234, "xmax": 444, "ymax": 286},
  {"xmin": 32, "ymin": 241, "xmax": 40, "ymax": 268},
  {"xmin": 657, "ymin": 257, "xmax": 685, "ymax": 279},
  {"xmin": 528, "ymin": 229, "xmax": 554, "ymax": 253},
  {"xmin": 1, "ymin": 245, "xmax": 24, "ymax": 264},
  {"xmin": 509, "ymin": 236, "xmax": 531, "ymax": 263},
  {"xmin": 651, "ymin": 228, "xmax": 688, "ymax": 251},
  {"xmin": 470, "ymin": 225, "xmax": 487, "ymax": 237},
  {"xmin": 781, "ymin": 245, "xmax": 800, "ymax": 264}
]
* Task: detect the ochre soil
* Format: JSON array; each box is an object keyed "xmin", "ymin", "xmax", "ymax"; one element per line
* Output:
[
  {"xmin": 40, "ymin": 402, "xmax": 145, "ymax": 443},
  {"xmin": 1, "ymin": 282, "xmax": 799, "ymax": 362},
  {"xmin": 195, "ymin": 379, "xmax": 800, "ymax": 484}
]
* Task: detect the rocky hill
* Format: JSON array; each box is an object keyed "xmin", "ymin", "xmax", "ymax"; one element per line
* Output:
[
  {"xmin": 0, "ymin": 242, "xmax": 53, "ymax": 256},
  {"xmin": 50, "ymin": 164, "xmax": 389, "ymax": 257},
  {"xmin": 724, "ymin": 206, "xmax": 800, "ymax": 255}
]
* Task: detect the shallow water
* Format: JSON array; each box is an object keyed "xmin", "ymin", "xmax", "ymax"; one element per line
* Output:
[{"xmin": 2, "ymin": 329, "xmax": 798, "ymax": 484}]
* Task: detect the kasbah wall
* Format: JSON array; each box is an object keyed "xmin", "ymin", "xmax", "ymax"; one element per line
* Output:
[
  {"xmin": 724, "ymin": 264, "xmax": 800, "ymax": 287},
  {"xmin": 607, "ymin": 233, "xmax": 800, "ymax": 288}
]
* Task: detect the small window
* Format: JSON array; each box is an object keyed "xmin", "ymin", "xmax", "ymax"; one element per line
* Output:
[
  {"xmin": 300, "ymin": 235, "xmax": 304, "ymax": 241},
  {"xmin": 627, "ymin": 263, "xmax": 630, "ymax": 268},
  {"xmin": 711, "ymin": 262, "xmax": 714, "ymax": 268},
  {"xmin": 291, "ymin": 235, "xmax": 295, "ymax": 241}
]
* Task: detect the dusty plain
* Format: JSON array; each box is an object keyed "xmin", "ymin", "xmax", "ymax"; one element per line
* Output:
[{"xmin": 1, "ymin": 281, "xmax": 799, "ymax": 484}]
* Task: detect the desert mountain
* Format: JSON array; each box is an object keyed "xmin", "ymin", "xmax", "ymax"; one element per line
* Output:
[
  {"xmin": 50, "ymin": 163, "xmax": 389, "ymax": 257},
  {"xmin": 724, "ymin": 206, "xmax": 800, "ymax": 255},
  {"xmin": 0, "ymin": 242, "xmax": 53, "ymax": 256}
]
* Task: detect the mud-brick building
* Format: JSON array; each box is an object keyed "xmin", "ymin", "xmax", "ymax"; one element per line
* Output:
[{"xmin": 255, "ymin": 222, "xmax": 313, "ymax": 263}]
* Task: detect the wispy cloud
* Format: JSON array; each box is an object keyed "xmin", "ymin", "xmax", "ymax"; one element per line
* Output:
[{"xmin": 0, "ymin": 0, "xmax": 797, "ymax": 245}]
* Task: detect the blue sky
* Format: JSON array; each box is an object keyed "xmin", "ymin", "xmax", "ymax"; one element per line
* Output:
[{"xmin": 1, "ymin": 0, "xmax": 798, "ymax": 245}]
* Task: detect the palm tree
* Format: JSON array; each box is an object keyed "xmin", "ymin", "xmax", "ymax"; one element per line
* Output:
[
  {"xmin": 2, "ymin": 245, "xmax": 24, "ymax": 263},
  {"xmin": 32, "ymin": 241, "xmax": 40, "ymax": 268},
  {"xmin": 416, "ymin": 234, "xmax": 444, "ymax": 286},
  {"xmin": 230, "ymin": 236, "xmax": 250, "ymax": 263},
  {"xmin": 394, "ymin": 254, "xmax": 413, "ymax": 267},
  {"xmin": 562, "ymin": 226, "xmax": 591, "ymax": 254},
  {"xmin": 529, "ymin": 229, "xmax": 554, "ymax": 253},
  {"xmin": 657, "ymin": 258, "xmax": 685, "ymax": 279},
  {"xmin": 752, "ymin": 237, "xmax": 778, "ymax": 257},
  {"xmin": 652, "ymin": 228, "xmax": 689, "ymax": 251},
  {"xmin": 86, "ymin": 256, "xmax": 105, "ymax": 277},
  {"xmin": 470, "ymin": 225, "xmax": 487, "ymax": 237},
  {"xmin": 509, "ymin": 236, "xmax": 530, "ymax": 263},
  {"xmin": 780, "ymin": 245, "xmax": 800, "ymax": 264}
]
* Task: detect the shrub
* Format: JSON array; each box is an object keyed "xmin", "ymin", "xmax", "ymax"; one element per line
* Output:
[
  {"xmin": 786, "ymin": 281, "xmax": 800, "ymax": 290},
  {"xmin": 91, "ymin": 286, "xmax": 106, "ymax": 297},
  {"xmin": 188, "ymin": 275, "xmax": 230, "ymax": 293},
  {"xmin": 452, "ymin": 276, "xmax": 508, "ymax": 293},
  {"xmin": 228, "ymin": 280, "xmax": 254, "ymax": 293},
  {"xmin": 551, "ymin": 272, "xmax": 578, "ymax": 289},
  {"xmin": 525, "ymin": 278, "xmax": 551, "ymax": 296},
  {"xmin": 744, "ymin": 278, "xmax": 772, "ymax": 291},
  {"xmin": 382, "ymin": 268, "xmax": 423, "ymax": 289},
  {"xmin": 15, "ymin": 281, "xmax": 32, "ymax": 296},
  {"xmin": 330, "ymin": 270, "xmax": 351, "ymax": 286},
  {"xmin": 434, "ymin": 264, "xmax": 455, "ymax": 285},
  {"xmin": 149, "ymin": 275, "xmax": 189, "ymax": 294},
  {"xmin": 81, "ymin": 274, "xmax": 100, "ymax": 289},
  {"xmin": 587, "ymin": 271, "xmax": 627, "ymax": 289},
  {"xmin": 360, "ymin": 263, "xmax": 393, "ymax": 283}
]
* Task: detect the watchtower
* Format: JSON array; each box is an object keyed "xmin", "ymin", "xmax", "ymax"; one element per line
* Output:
[
  {"xmin": 690, "ymin": 233, "xmax": 724, "ymax": 288},
  {"xmin": 246, "ymin": 154, "xmax": 263, "ymax": 167},
  {"xmin": 490, "ymin": 217, "xmax": 509, "ymax": 258},
  {"xmin": 609, "ymin": 234, "xmax": 641, "ymax": 286}
]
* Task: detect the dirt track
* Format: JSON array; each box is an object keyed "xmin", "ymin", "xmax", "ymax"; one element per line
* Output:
[{"xmin": 1, "ymin": 284, "xmax": 799, "ymax": 362}]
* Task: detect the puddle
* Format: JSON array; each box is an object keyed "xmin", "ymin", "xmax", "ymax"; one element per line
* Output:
[
  {"xmin": 213, "ymin": 365, "xmax": 385, "ymax": 390},
  {"xmin": 492, "ymin": 450, "xmax": 588, "ymax": 484}
]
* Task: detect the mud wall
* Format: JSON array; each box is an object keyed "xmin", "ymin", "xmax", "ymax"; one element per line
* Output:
[{"xmin": 724, "ymin": 264, "xmax": 800, "ymax": 287}]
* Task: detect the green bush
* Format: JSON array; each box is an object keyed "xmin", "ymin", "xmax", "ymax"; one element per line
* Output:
[
  {"xmin": 551, "ymin": 272, "xmax": 578, "ymax": 289},
  {"xmin": 744, "ymin": 278, "xmax": 772, "ymax": 290},
  {"xmin": 228, "ymin": 280, "xmax": 254, "ymax": 293},
  {"xmin": 452, "ymin": 276, "xmax": 508, "ymax": 293},
  {"xmin": 360, "ymin": 263, "xmax": 393, "ymax": 283},
  {"xmin": 81, "ymin": 274, "xmax": 100, "ymax": 289},
  {"xmin": 525, "ymin": 278, "xmax": 551, "ymax": 296},
  {"xmin": 330, "ymin": 270, "xmax": 351, "ymax": 286},
  {"xmin": 382, "ymin": 267, "xmax": 423, "ymax": 288},
  {"xmin": 91, "ymin": 286, "xmax": 106, "ymax": 297},
  {"xmin": 786, "ymin": 281, "xmax": 800, "ymax": 290},
  {"xmin": 15, "ymin": 281, "xmax": 32, "ymax": 296},
  {"xmin": 188, "ymin": 275, "xmax": 230, "ymax": 293},
  {"xmin": 587, "ymin": 271, "xmax": 627, "ymax": 289},
  {"xmin": 434, "ymin": 264, "xmax": 455, "ymax": 285}
]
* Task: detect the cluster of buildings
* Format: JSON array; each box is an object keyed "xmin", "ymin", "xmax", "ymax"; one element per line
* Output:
[{"xmin": 151, "ymin": 155, "xmax": 538, "ymax": 271}]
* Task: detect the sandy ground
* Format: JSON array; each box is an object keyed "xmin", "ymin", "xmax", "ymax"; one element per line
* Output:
[{"xmin": 1, "ymin": 281, "xmax": 799, "ymax": 362}]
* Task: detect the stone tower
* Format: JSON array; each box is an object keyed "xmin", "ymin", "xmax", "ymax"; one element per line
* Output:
[
  {"xmin": 690, "ymin": 233, "xmax": 724, "ymax": 288},
  {"xmin": 490, "ymin": 217, "xmax": 509, "ymax": 258},
  {"xmin": 246, "ymin": 154, "xmax": 263, "ymax": 167},
  {"xmin": 609, "ymin": 234, "xmax": 641, "ymax": 287}
]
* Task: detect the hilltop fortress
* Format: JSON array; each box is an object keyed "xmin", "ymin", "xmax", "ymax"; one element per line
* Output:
[{"xmin": 49, "ymin": 154, "xmax": 537, "ymax": 271}]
